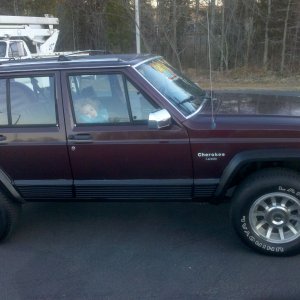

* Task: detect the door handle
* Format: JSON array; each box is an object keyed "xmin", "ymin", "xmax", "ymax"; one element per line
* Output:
[
  {"xmin": 68, "ymin": 133, "xmax": 93, "ymax": 144},
  {"xmin": 0, "ymin": 135, "xmax": 7, "ymax": 144}
]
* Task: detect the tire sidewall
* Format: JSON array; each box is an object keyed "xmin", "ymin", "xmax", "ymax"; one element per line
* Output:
[
  {"xmin": 232, "ymin": 174, "xmax": 300, "ymax": 256},
  {"xmin": 0, "ymin": 203, "xmax": 8, "ymax": 238}
]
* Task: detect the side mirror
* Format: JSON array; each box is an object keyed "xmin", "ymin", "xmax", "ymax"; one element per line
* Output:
[{"xmin": 148, "ymin": 109, "xmax": 172, "ymax": 129}]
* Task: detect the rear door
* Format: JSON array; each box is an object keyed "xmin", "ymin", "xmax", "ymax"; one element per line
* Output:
[
  {"xmin": 0, "ymin": 71, "xmax": 73, "ymax": 200},
  {"xmin": 62, "ymin": 68, "xmax": 193, "ymax": 200}
]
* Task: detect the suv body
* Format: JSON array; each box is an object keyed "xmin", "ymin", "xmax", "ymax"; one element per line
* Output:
[{"xmin": 1, "ymin": 54, "xmax": 300, "ymax": 256}]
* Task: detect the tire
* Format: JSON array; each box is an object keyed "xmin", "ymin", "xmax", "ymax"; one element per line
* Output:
[
  {"xmin": 0, "ymin": 189, "xmax": 21, "ymax": 242},
  {"xmin": 231, "ymin": 168, "xmax": 300, "ymax": 256}
]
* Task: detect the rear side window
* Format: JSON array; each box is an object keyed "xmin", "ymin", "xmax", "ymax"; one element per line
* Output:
[{"xmin": 0, "ymin": 76, "xmax": 57, "ymax": 126}]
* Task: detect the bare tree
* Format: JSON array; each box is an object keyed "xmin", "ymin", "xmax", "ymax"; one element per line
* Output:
[
  {"xmin": 220, "ymin": 0, "xmax": 225, "ymax": 72},
  {"xmin": 2, "ymin": 0, "xmax": 300, "ymax": 75},
  {"xmin": 263, "ymin": 0, "xmax": 271, "ymax": 70},
  {"xmin": 280, "ymin": 0, "xmax": 292, "ymax": 73}
]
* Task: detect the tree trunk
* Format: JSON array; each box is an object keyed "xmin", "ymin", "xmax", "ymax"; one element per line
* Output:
[
  {"xmin": 220, "ymin": 1, "xmax": 225, "ymax": 72},
  {"xmin": 245, "ymin": 1, "xmax": 257, "ymax": 68},
  {"xmin": 280, "ymin": 0, "xmax": 292, "ymax": 74},
  {"xmin": 172, "ymin": 0, "xmax": 177, "ymax": 65},
  {"xmin": 245, "ymin": 16, "xmax": 254, "ymax": 67},
  {"xmin": 210, "ymin": 0, "xmax": 216, "ymax": 34},
  {"xmin": 13, "ymin": 0, "xmax": 18, "ymax": 15},
  {"xmin": 292, "ymin": 21, "xmax": 299, "ymax": 71},
  {"xmin": 263, "ymin": 0, "xmax": 271, "ymax": 70},
  {"xmin": 194, "ymin": 0, "xmax": 200, "ymax": 74}
]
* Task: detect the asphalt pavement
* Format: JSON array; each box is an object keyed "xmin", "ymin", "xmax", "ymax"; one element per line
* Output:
[{"xmin": 0, "ymin": 201, "xmax": 300, "ymax": 300}]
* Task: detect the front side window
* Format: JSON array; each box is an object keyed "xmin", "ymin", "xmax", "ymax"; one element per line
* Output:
[
  {"xmin": 69, "ymin": 73, "xmax": 158, "ymax": 125},
  {"xmin": 136, "ymin": 58, "xmax": 206, "ymax": 116},
  {"xmin": 0, "ymin": 75, "xmax": 57, "ymax": 126},
  {"xmin": 69, "ymin": 73, "xmax": 130, "ymax": 124}
]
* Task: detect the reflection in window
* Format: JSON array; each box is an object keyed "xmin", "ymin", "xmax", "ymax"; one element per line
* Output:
[
  {"xmin": 137, "ymin": 58, "xmax": 206, "ymax": 116},
  {"xmin": 216, "ymin": 93, "xmax": 300, "ymax": 117},
  {"xmin": 126, "ymin": 80, "xmax": 158, "ymax": 122}
]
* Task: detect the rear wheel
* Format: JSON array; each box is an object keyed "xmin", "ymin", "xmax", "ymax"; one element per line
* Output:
[
  {"xmin": 0, "ymin": 189, "xmax": 21, "ymax": 242},
  {"xmin": 231, "ymin": 168, "xmax": 300, "ymax": 256}
]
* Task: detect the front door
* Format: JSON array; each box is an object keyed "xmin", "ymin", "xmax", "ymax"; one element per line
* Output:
[{"xmin": 62, "ymin": 69, "xmax": 193, "ymax": 200}]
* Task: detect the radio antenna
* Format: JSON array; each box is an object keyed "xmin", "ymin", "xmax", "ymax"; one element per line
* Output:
[{"xmin": 206, "ymin": 6, "xmax": 216, "ymax": 129}]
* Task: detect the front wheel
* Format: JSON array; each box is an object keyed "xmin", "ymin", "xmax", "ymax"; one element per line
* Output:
[
  {"xmin": 231, "ymin": 168, "xmax": 300, "ymax": 256},
  {"xmin": 0, "ymin": 189, "xmax": 21, "ymax": 242}
]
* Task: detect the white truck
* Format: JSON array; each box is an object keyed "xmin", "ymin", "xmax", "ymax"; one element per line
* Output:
[{"xmin": 0, "ymin": 14, "xmax": 59, "ymax": 60}]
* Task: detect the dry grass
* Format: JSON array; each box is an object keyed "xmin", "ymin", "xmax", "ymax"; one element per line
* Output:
[{"xmin": 186, "ymin": 67, "xmax": 300, "ymax": 91}]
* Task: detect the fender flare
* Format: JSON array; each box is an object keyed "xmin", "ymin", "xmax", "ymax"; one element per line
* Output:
[
  {"xmin": 0, "ymin": 168, "xmax": 23, "ymax": 203},
  {"xmin": 215, "ymin": 149, "xmax": 300, "ymax": 198}
]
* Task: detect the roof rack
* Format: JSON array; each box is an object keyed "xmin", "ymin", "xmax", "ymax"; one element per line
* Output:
[
  {"xmin": 30, "ymin": 49, "xmax": 111, "ymax": 60},
  {"xmin": 0, "ymin": 53, "xmax": 125, "ymax": 66},
  {"xmin": 67, "ymin": 50, "xmax": 111, "ymax": 56},
  {"xmin": 56, "ymin": 54, "xmax": 121, "ymax": 63},
  {"xmin": 0, "ymin": 53, "xmax": 150, "ymax": 67}
]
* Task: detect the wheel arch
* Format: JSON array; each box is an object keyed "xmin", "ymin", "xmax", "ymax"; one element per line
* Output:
[{"xmin": 215, "ymin": 149, "xmax": 300, "ymax": 200}]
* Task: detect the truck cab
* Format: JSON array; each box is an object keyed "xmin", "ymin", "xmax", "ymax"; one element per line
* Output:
[{"xmin": 0, "ymin": 39, "xmax": 32, "ymax": 60}]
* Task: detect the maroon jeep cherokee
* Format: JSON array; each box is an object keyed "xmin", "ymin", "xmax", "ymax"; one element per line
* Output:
[{"xmin": 0, "ymin": 54, "xmax": 300, "ymax": 256}]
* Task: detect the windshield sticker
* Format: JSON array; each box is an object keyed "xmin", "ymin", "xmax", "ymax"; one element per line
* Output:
[{"xmin": 149, "ymin": 61, "xmax": 178, "ymax": 80}]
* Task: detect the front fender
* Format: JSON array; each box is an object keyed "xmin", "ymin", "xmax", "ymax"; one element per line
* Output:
[{"xmin": 215, "ymin": 149, "xmax": 300, "ymax": 198}]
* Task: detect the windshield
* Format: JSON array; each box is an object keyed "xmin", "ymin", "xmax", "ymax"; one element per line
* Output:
[
  {"xmin": 136, "ymin": 58, "xmax": 206, "ymax": 116},
  {"xmin": 0, "ymin": 42, "xmax": 7, "ymax": 58}
]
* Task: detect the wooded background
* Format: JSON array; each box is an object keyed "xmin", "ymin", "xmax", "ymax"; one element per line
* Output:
[{"xmin": 1, "ymin": 0, "xmax": 299, "ymax": 75}]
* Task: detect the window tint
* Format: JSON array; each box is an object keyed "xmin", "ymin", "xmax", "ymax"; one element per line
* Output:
[
  {"xmin": 69, "ymin": 73, "xmax": 160, "ymax": 125},
  {"xmin": 0, "ymin": 80, "xmax": 8, "ymax": 125},
  {"xmin": 0, "ymin": 76, "xmax": 57, "ymax": 126},
  {"xmin": 126, "ymin": 80, "xmax": 158, "ymax": 122},
  {"xmin": 69, "ymin": 74, "xmax": 130, "ymax": 124}
]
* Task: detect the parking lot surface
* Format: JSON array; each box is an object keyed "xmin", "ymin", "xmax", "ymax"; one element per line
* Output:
[{"xmin": 0, "ymin": 201, "xmax": 300, "ymax": 300}]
